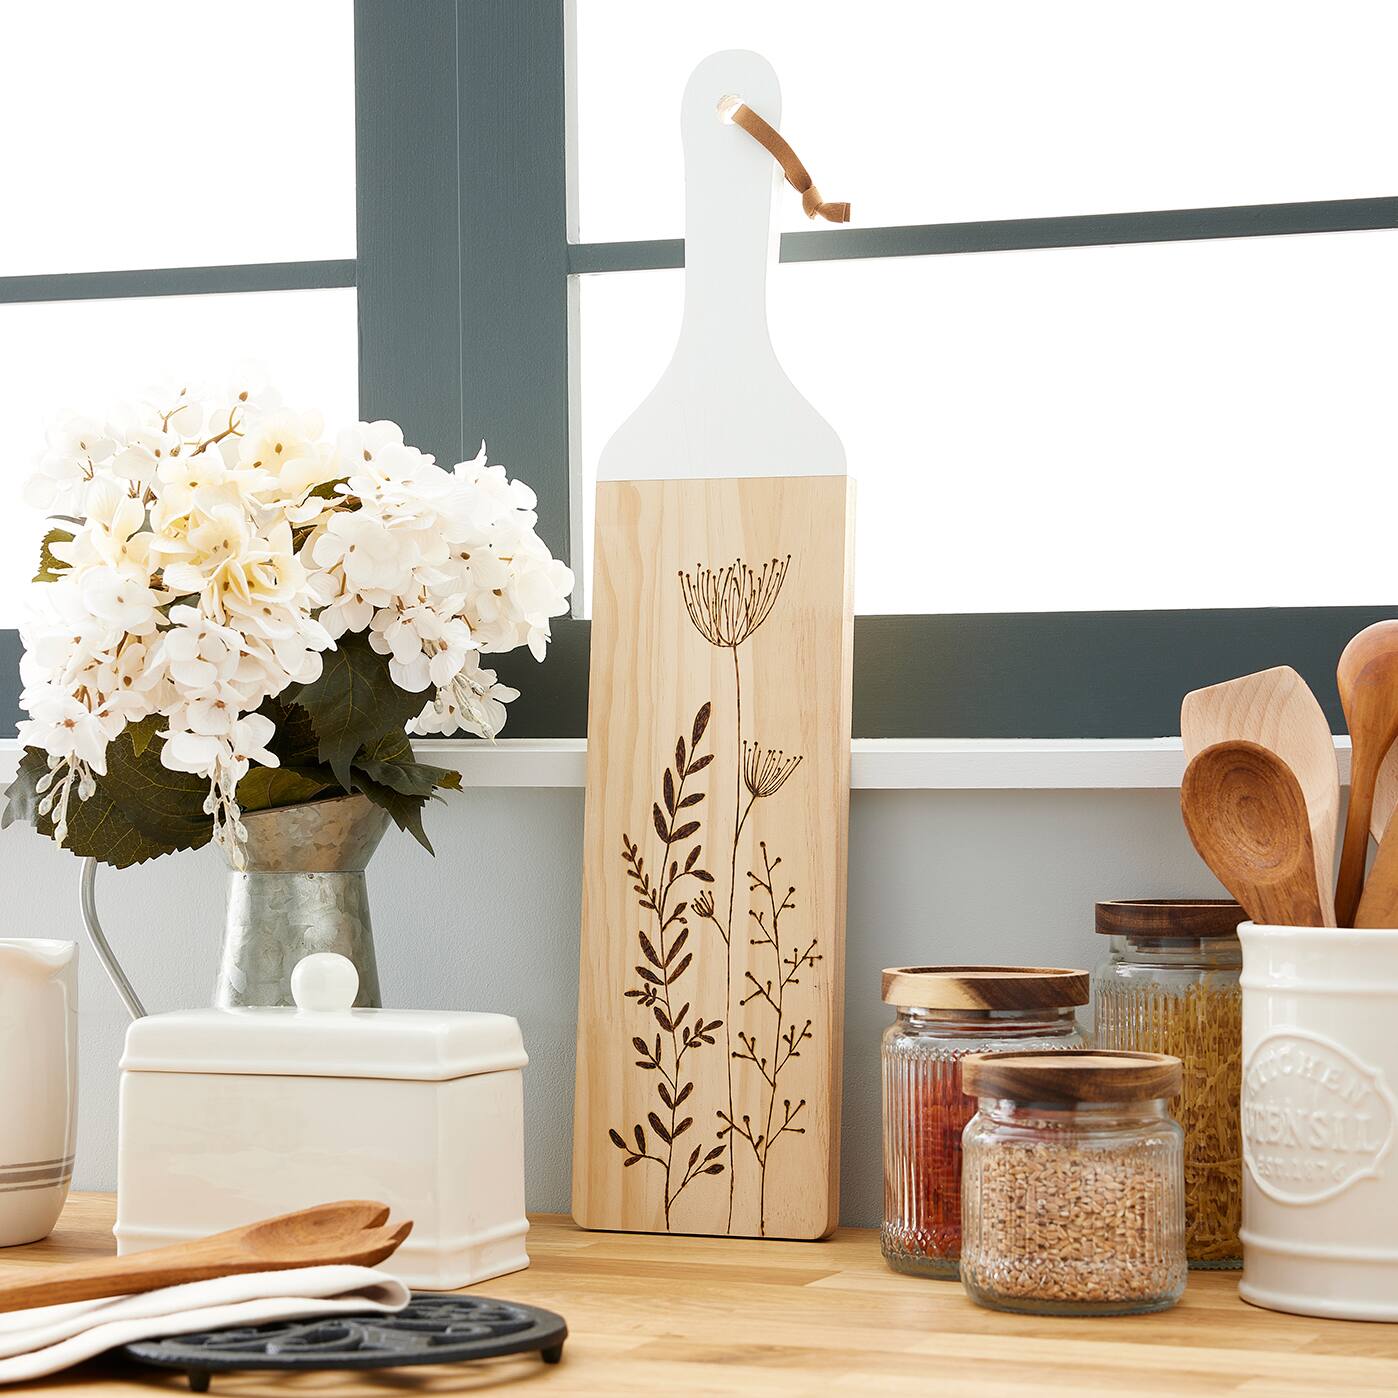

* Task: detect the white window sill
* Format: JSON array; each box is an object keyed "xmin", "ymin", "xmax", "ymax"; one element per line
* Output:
[{"xmin": 0, "ymin": 736, "xmax": 1355, "ymax": 791}]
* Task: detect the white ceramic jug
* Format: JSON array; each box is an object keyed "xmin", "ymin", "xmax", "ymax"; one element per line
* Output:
[{"xmin": 0, "ymin": 940, "xmax": 77, "ymax": 1247}]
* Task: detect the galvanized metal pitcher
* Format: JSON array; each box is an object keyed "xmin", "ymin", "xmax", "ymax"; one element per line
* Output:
[{"xmin": 80, "ymin": 793, "xmax": 389, "ymax": 1018}]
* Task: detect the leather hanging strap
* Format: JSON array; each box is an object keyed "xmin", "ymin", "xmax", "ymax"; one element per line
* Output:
[{"xmin": 728, "ymin": 102, "xmax": 851, "ymax": 224}]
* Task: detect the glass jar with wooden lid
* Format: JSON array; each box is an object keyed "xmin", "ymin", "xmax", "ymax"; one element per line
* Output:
[
  {"xmin": 880, "ymin": 965, "xmax": 1087, "ymax": 1278},
  {"xmin": 960, "ymin": 1049, "xmax": 1187, "ymax": 1316},
  {"xmin": 1091, "ymin": 898, "xmax": 1243, "ymax": 1267}
]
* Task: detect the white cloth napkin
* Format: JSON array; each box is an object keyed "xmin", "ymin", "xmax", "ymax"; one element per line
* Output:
[{"xmin": 0, "ymin": 1265, "xmax": 410, "ymax": 1383}]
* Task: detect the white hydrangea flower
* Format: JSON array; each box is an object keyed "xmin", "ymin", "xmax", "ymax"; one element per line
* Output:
[{"xmin": 19, "ymin": 387, "xmax": 573, "ymax": 861}]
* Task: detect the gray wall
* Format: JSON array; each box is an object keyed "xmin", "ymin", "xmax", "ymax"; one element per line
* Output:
[{"xmin": 4, "ymin": 784, "xmax": 1224, "ymax": 1229}]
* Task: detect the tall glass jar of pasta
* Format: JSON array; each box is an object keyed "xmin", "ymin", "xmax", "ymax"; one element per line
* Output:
[
  {"xmin": 881, "ymin": 966, "xmax": 1087, "ymax": 1278},
  {"xmin": 1091, "ymin": 899, "xmax": 1243, "ymax": 1268}
]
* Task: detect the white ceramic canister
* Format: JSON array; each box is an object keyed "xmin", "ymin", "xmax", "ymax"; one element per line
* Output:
[
  {"xmin": 115, "ymin": 953, "xmax": 529, "ymax": 1288},
  {"xmin": 1239, "ymin": 923, "xmax": 1398, "ymax": 1320},
  {"xmin": 0, "ymin": 940, "xmax": 78, "ymax": 1247}
]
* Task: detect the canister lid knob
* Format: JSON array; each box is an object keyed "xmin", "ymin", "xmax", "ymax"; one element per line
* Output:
[{"xmin": 291, "ymin": 953, "xmax": 360, "ymax": 1012}]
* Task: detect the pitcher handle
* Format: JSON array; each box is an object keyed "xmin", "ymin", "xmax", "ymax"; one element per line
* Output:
[{"xmin": 79, "ymin": 857, "xmax": 147, "ymax": 1020}]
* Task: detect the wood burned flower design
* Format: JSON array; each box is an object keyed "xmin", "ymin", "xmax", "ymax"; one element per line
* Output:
[
  {"xmin": 679, "ymin": 557, "xmax": 790, "ymax": 650},
  {"xmin": 743, "ymin": 743, "xmax": 803, "ymax": 801},
  {"xmin": 667, "ymin": 553, "xmax": 814, "ymax": 1236},
  {"xmin": 610, "ymin": 703, "xmax": 726, "ymax": 1230}
]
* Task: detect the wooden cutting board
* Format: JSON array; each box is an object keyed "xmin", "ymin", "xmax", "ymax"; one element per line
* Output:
[
  {"xmin": 575, "ymin": 475, "xmax": 852, "ymax": 1239},
  {"xmin": 572, "ymin": 51, "xmax": 854, "ymax": 1240}
]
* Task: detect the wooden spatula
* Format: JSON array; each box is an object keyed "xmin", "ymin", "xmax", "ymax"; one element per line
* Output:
[
  {"xmin": 0, "ymin": 1201, "xmax": 411, "ymax": 1314},
  {"xmin": 1181, "ymin": 666, "xmax": 1339, "ymax": 926},
  {"xmin": 1181, "ymin": 740, "xmax": 1329, "ymax": 928}
]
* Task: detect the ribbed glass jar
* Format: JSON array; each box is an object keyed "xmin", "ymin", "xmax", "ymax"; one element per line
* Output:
[
  {"xmin": 1091, "ymin": 899, "xmax": 1243, "ymax": 1268},
  {"xmin": 960, "ymin": 1050, "xmax": 1187, "ymax": 1316},
  {"xmin": 880, "ymin": 966, "xmax": 1087, "ymax": 1278}
]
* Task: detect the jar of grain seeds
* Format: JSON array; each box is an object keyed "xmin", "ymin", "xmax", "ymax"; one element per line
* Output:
[
  {"xmin": 1091, "ymin": 899, "xmax": 1242, "ymax": 1268},
  {"xmin": 961, "ymin": 1050, "xmax": 1186, "ymax": 1316},
  {"xmin": 880, "ymin": 966, "xmax": 1088, "ymax": 1278}
]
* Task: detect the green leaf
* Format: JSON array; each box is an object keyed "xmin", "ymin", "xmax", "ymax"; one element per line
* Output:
[
  {"xmin": 3, "ymin": 739, "xmax": 212, "ymax": 869},
  {"xmin": 352, "ymin": 732, "xmax": 458, "ymax": 802},
  {"xmin": 358, "ymin": 728, "xmax": 413, "ymax": 763},
  {"xmin": 281, "ymin": 633, "xmax": 425, "ymax": 789},
  {"xmin": 350, "ymin": 771, "xmax": 435, "ymax": 854},
  {"xmin": 33, "ymin": 526, "xmax": 74, "ymax": 583},
  {"xmin": 259, "ymin": 698, "xmax": 327, "ymax": 773},
  {"xmin": 236, "ymin": 764, "xmax": 341, "ymax": 813},
  {"xmin": 355, "ymin": 759, "xmax": 440, "ymax": 798},
  {"xmin": 2, "ymin": 748, "xmax": 50, "ymax": 832},
  {"xmin": 100, "ymin": 718, "xmax": 212, "ymax": 845},
  {"xmin": 130, "ymin": 721, "xmax": 156, "ymax": 758}
]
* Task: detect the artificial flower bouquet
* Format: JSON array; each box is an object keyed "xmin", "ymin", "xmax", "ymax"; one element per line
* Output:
[{"xmin": 3, "ymin": 377, "xmax": 573, "ymax": 867}]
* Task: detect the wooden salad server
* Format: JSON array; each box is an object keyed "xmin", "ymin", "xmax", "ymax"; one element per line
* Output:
[
  {"xmin": 1181, "ymin": 665, "xmax": 1339, "ymax": 926},
  {"xmin": 0, "ymin": 1201, "xmax": 411, "ymax": 1314},
  {"xmin": 1336, "ymin": 622, "xmax": 1398, "ymax": 925},
  {"xmin": 1181, "ymin": 740, "xmax": 1329, "ymax": 928}
]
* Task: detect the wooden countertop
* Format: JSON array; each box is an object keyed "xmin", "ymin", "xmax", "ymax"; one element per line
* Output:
[{"xmin": 4, "ymin": 1194, "xmax": 1398, "ymax": 1394}]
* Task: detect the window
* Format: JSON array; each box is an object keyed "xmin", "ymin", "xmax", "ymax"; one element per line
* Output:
[
  {"xmin": 573, "ymin": 2, "xmax": 1398, "ymax": 618},
  {"xmin": 8, "ymin": 3, "xmax": 1395, "ymax": 739},
  {"xmin": 575, "ymin": 1, "xmax": 1398, "ymax": 240},
  {"xmin": 566, "ymin": 1, "xmax": 1398, "ymax": 733},
  {"xmin": 0, "ymin": 1, "xmax": 357, "ymax": 717},
  {"xmin": 3, "ymin": 3, "xmax": 355, "ymax": 277}
]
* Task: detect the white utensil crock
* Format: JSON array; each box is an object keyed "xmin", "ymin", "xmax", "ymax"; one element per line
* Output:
[
  {"xmin": 1239, "ymin": 922, "xmax": 1398, "ymax": 1320},
  {"xmin": 0, "ymin": 940, "xmax": 77, "ymax": 1247}
]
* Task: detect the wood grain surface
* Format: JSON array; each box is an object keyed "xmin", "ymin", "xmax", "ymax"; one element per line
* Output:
[
  {"xmin": 0, "ymin": 1200, "xmax": 408, "ymax": 1313},
  {"xmin": 575, "ymin": 476, "xmax": 854, "ymax": 1241},
  {"xmin": 1181, "ymin": 665, "xmax": 1339, "ymax": 926},
  {"xmin": 1355, "ymin": 819, "xmax": 1398, "ymax": 927},
  {"xmin": 879, "ymin": 966, "xmax": 1090, "ymax": 1012},
  {"xmin": 961, "ymin": 1050, "xmax": 1183, "ymax": 1103},
  {"xmin": 1093, "ymin": 899, "xmax": 1245, "ymax": 940},
  {"xmin": 10, "ymin": 1195, "xmax": 1398, "ymax": 1395},
  {"xmin": 1181, "ymin": 740, "xmax": 1329, "ymax": 927},
  {"xmin": 1337, "ymin": 622, "xmax": 1398, "ymax": 925}
]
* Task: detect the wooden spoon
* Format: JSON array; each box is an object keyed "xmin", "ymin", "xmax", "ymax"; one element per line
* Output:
[
  {"xmin": 1181, "ymin": 740, "xmax": 1328, "ymax": 928},
  {"xmin": 0, "ymin": 1200, "xmax": 411, "ymax": 1314},
  {"xmin": 1336, "ymin": 622, "xmax": 1398, "ymax": 925},
  {"xmin": 1371, "ymin": 740, "xmax": 1398, "ymax": 846},
  {"xmin": 1355, "ymin": 824, "xmax": 1398, "ymax": 927},
  {"xmin": 1181, "ymin": 665, "xmax": 1339, "ymax": 925}
]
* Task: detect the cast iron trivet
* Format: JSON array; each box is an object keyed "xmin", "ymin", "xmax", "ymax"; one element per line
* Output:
[{"xmin": 122, "ymin": 1292, "xmax": 567, "ymax": 1392}]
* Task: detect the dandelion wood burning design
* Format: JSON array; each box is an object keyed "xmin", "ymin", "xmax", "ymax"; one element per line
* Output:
[
  {"xmin": 609, "ymin": 703, "xmax": 728, "ymax": 1229},
  {"xmin": 679, "ymin": 556, "xmax": 816, "ymax": 1237}
]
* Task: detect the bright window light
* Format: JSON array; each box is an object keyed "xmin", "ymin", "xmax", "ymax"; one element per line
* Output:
[
  {"xmin": 0, "ymin": 1, "xmax": 355, "ymax": 276},
  {"xmin": 578, "ymin": 229, "xmax": 1398, "ymax": 615},
  {"xmin": 575, "ymin": 0, "xmax": 1398, "ymax": 242},
  {"xmin": 0, "ymin": 288, "xmax": 359, "ymax": 625}
]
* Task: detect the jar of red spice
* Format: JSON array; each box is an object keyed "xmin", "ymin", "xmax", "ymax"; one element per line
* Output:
[{"xmin": 881, "ymin": 965, "xmax": 1088, "ymax": 1277}]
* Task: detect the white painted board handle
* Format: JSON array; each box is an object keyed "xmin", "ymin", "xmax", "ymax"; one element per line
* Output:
[{"xmin": 598, "ymin": 50, "xmax": 845, "ymax": 484}]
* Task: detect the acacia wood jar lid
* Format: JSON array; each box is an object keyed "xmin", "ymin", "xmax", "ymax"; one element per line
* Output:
[
  {"xmin": 1094, "ymin": 898, "xmax": 1244, "ymax": 938},
  {"xmin": 962, "ymin": 1049, "xmax": 1182, "ymax": 1103},
  {"xmin": 880, "ymin": 965, "xmax": 1090, "ymax": 1011}
]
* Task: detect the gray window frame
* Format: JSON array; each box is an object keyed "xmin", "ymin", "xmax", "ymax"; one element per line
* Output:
[{"xmin": 2, "ymin": 0, "xmax": 1393, "ymax": 738}]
